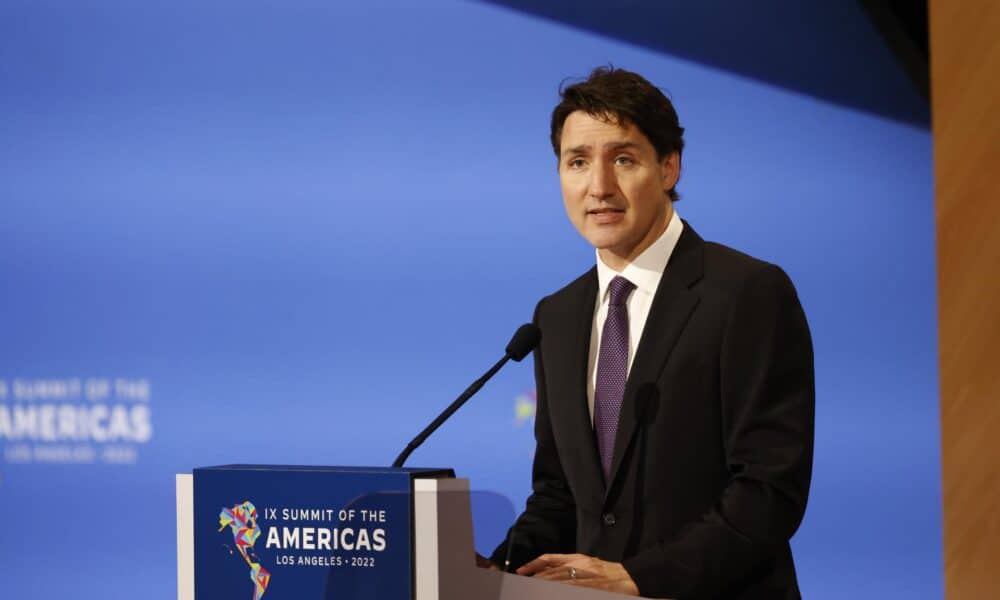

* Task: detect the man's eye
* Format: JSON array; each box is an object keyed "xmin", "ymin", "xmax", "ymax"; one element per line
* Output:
[
  {"xmin": 615, "ymin": 156, "xmax": 634, "ymax": 166},
  {"xmin": 568, "ymin": 158, "xmax": 586, "ymax": 168}
]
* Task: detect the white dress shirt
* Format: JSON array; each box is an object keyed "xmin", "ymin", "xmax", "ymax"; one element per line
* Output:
[{"xmin": 587, "ymin": 209, "xmax": 684, "ymax": 422}]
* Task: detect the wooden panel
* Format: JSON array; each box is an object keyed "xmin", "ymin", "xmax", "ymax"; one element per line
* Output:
[{"xmin": 930, "ymin": 1, "xmax": 1000, "ymax": 597}]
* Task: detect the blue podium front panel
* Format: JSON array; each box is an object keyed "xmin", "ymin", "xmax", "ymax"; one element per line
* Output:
[{"xmin": 193, "ymin": 465, "xmax": 449, "ymax": 600}]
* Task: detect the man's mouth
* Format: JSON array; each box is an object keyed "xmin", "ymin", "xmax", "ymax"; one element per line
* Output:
[{"xmin": 587, "ymin": 207, "xmax": 625, "ymax": 224}]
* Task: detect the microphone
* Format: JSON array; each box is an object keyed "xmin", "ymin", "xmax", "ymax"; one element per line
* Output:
[{"xmin": 391, "ymin": 323, "xmax": 541, "ymax": 468}]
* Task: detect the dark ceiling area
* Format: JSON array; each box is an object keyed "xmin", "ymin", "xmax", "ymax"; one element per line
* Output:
[
  {"xmin": 859, "ymin": 0, "xmax": 929, "ymax": 102},
  {"xmin": 480, "ymin": 0, "xmax": 930, "ymax": 128}
]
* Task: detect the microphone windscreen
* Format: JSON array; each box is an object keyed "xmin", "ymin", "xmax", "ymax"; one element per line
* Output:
[{"xmin": 505, "ymin": 323, "xmax": 541, "ymax": 361}]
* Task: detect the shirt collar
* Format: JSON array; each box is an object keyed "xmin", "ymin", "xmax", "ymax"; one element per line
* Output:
[{"xmin": 596, "ymin": 209, "xmax": 684, "ymax": 301}]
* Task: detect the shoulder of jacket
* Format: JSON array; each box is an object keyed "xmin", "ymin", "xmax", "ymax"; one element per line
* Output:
[
  {"xmin": 535, "ymin": 266, "xmax": 596, "ymax": 315},
  {"xmin": 701, "ymin": 241, "xmax": 786, "ymax": 283}
]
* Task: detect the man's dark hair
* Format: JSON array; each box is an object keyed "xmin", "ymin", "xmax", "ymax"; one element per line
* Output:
[{"xmin": 550, "ymin": 66, "xmax": 685, "ymax": 201}]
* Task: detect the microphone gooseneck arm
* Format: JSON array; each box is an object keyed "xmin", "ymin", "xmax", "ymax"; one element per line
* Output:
[
  {"xmin": 391, "ymin": 354, "xmax": 510, "ymax": 469},
  {"xmin": 390, "ymin": 322, "xmax": 540, "ymax": 469}
]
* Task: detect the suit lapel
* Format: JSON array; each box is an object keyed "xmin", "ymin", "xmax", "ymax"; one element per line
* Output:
[
  {"xmin": 605, "ymin": 222, "xmax": 705, "ymax": 497},
  {"xmin": 545, "ymin": 268, "xmax": 605, "ymax": 507}
]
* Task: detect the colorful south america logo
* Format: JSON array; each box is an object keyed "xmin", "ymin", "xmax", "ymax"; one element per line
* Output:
[{"xmin": 219, "ymin": 501, "xmax": 271, "ymax": 599}]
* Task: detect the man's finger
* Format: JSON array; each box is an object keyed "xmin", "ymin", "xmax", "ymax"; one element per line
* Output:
[
  {"xmin": 532, "ymin": 565, "xmax": 574, "ymax": 581},
  {"xmin": 516, "ymin": 553, "xmax": 569, "ymax": 575},
  {"xmin": 534, "ymin": 564, "xmax": 597, "ymax": 582},
  {"xmin": 565, "ymin": 578, "xmax": 607, "ymax": 590}
]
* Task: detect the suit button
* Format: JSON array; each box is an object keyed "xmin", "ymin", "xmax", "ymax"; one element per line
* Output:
[{"xmin": 602, "ymin": 513, "xmax": 616, "ymax": 526}]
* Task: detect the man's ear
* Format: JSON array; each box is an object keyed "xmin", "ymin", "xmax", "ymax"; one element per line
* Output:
[{"xmin": 661, "ymin": 151, "xmax": 681, "ymax": 191}]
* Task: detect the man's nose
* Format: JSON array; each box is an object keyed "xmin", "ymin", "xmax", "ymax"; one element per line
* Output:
[{"xmin": 588, "ymin": 161, "xmax": 617, "ymax": 199}]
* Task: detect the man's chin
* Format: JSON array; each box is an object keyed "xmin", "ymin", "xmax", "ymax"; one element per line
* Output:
[
  {"xmin": 589, "ymin": 241, "xmax": 623, "ymax": 256},
  {"xmin": 581, "ymin": 229, "xmax": 627, "ymax": 250}
]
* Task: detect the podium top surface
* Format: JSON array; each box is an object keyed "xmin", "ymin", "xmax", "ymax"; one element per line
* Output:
[{"xmin": 194, "ymin": 464, "xmax": 453, "ymax": 475}]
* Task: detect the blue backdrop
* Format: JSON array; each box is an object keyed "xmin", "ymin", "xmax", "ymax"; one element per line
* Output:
[{"xmin": 0, "ymin": 1, "xmax": 940, "ymax": 598}]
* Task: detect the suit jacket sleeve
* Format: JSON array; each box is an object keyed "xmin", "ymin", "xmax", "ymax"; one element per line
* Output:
[
  {"xmin": 622, "ymin": 264, "xmax": 815, "ymax": 598},
  {"xmin": 490, "ymin": 297, "xmax": 578, "ymax": 568}
]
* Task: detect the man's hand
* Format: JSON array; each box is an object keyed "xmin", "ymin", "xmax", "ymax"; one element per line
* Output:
[
  {"xmin": 475, "ymin": 553, "xmax": 500, "ymax": 571},
  {"xmin": 517, "ymin": 553, "xmax": 640, "ymax": 595}
]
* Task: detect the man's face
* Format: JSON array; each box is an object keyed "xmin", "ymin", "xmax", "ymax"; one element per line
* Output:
[{"xmin": 558, "ymin": 110, "xmax": 679, "ymax": 269}]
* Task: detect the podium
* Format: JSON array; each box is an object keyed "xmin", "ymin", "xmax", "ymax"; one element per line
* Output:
[{"xmin": 175, "ymin": 465, "xmax": 644, "ymax": 599}]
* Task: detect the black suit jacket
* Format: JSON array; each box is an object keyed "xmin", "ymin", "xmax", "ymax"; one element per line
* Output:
[{"xmin": 492, "ymin": 222, "xmax": 814, "ymax": 599}]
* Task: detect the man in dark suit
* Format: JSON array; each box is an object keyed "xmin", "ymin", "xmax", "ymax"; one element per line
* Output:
[{"xmin": 486, "ymin": 68, "xmax": 814, "ymax": 599}]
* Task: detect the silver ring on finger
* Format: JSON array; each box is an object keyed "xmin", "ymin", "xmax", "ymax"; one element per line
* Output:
[{"xmin": 569, "ymin": 566, "xmax": 577, "ymax": 580}]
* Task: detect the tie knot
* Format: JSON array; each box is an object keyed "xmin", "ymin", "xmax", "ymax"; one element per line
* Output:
[{"xmin": 607, "ymin": 276, "xmax": 635, "ymax": 306}]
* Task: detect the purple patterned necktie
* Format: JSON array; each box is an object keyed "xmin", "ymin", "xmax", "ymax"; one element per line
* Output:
[{"xmin": 594, "ymin": 275, "xmax": 635, "ymax": 481}]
